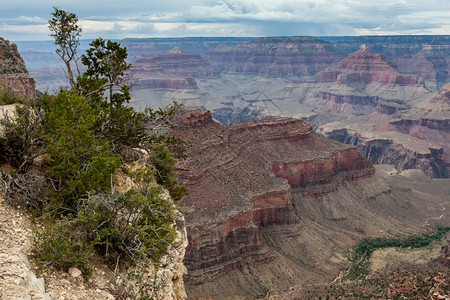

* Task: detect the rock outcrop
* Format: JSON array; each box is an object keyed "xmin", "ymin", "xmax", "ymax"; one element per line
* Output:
[
  {"xmin": 305, "ymin": 46, "xmax": 429, "ymax": 120},
  {"xmin": 332, "ymin": 35, "xmax": 450, "ymax": 90},
  {"xmin": 0, "ymin": 193, "xmax": 51, "ymax": 300},
  {"xmin": 0, "ymin": 38, "xmax": 36, "ymax": 99},
  {"xmin": 315, "ymin": 45, "xmax": 423, "ymax": 86},
  {"xmin": 173, "ymin": 110, "xmax": 429, "ymax": 299},
  {"xmin": 382, "ymin": 83, "xmax": 450, "ymax": 176},
  {"xmin": 319, "ymin": 123, "xmax": 447, "ymax": 178}
]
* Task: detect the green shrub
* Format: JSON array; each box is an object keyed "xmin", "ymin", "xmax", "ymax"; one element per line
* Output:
[
  {"xmin": 150, "ymin": 144, "xmax": 187, "ymax": 201},
  {"xmin": 0, "ymin": 100, "xmax": 45, "ymax": 172},
  {"xmin": 77, "ymin": 186, "xmax": 177, "ymax": 264},
  {"xmin": 0, "ymin": 86, "xmax": 25, "ymax": 105},
  {"xmin": 44, "ymin": 90, "xmax": 120, "ymax": 207},
  {"xmin": 31, "ymin": 220, "xmax": 93, "ymax": 275}
]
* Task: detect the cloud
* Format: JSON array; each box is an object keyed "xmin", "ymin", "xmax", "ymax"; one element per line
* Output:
[{"xmin": 1, "ymin": 0, "xmax": 449, "ymax": 40}]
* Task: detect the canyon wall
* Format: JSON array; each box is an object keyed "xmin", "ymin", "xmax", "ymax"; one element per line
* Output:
[
  {"xmin": 320, "ymin": 126, "xmax": 447, "ymax": 178},
  {"xmin": 173, "ymin": 110, "xmax": 427, "ymax": 299},
  {"xmin": 205, "ymin": 36, "xmax": 341, "ymax": 77}
]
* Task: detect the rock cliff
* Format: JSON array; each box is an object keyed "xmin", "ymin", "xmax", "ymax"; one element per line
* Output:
[
  {"xmin": 173, "ymin": 110, "xmax": 429, "ymax": 299},
  {"xmin": 205, "ymin": 36, "xmax": 341, "ymax": 77},
  {"xmin": 319, "ymin": 123, "xmax": 447, "ymax": 178},
  {"xmin": 387, "ymin": 83, "xmax": 450, "ymax": 176},
  {"xmin": 0, "ymin": 38, "xmax": 36, "ymax": 99},
  {"xmin": 133, "ymin": 47, "xmax": 219, "ymax": 79}
]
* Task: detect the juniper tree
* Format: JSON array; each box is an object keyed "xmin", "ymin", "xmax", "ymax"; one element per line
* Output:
[{"xmin": 48, "ymin": 7, "xmax": 82, "ymax": 90}]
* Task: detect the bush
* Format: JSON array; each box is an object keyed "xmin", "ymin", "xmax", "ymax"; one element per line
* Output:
[
  {"xmin": 76, "ymin": 186, "xmax": 177, "ymax": 264},
  {"xmin": 31, "ymin": 220, "xmax": 93, "ymax": 275},
  {"xmin": 0, "ymin": 86, "xmax": 25, "ymax": 105},
  {"xmin": 0, "ymin": 100, "xmax": 45, "ymax": 172},
  {"xmin": 150, "ymin": 144, "xmax": 187, "ymax": 201},
  {"xmin": 0, "ymin": 171, "xmax": 47, "ymax": 209},
  {"xmin": 44, "ymin": 90, "xmax": 120, "ymax": 207}
]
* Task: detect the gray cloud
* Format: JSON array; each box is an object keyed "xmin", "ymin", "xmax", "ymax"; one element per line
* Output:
[{"xmin": 1, "ymin": 0, "xmax": 449, "ymax": 41}]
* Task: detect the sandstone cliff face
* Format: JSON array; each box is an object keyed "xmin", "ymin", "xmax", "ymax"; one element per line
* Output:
[
  {"xmin": 0, "ymin": 38, "xmax": 36, "ymax": 99},
  {"xmin": 172, "ymin": 110, "xmax": 430, "ymax": 299}
]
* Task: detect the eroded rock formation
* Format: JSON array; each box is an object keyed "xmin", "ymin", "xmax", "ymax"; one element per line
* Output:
[
  {"xmin": 305, "ymin": 46, "xmax": 429, "ymax": 120},
  {"xmin": 319, "ymin": 124, "xmax": 447, "ymax": 178},
  {"xmin": 205, "ymin": 36, "xmax": 341, "ymax": 77},
  {"xmin": 0, "ymin": 38, "xmax": 36, "ymax": 99},
  {"xmin": 332, "ymin": 35, "xmax": 450, "ymax": 90},
  {"xmin": 173, "ymin": 110, "xmax": 428, "ymax": 299}
]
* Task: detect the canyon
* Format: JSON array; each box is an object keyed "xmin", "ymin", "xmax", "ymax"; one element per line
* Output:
[
  {"xmin": 122, "ymin": 36, "xmax": 449, "ymax": 177},
  {"xmin": 9, "ymin": 35, "xmax": 450, "ymax": 299},
  {"xmin": 173, "ymin": 110, "xmax": 449, "ymax": 299}
]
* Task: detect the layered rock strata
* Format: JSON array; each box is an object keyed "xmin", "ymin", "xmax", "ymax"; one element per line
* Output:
[
  {"xmin": 205, "ymin": 36, "xmax": 341, "ymax": 77},
  {"xmin": 332, "ymin": 35, "xmax": 450, "ymax": 90},
  {"xmin": 133, "ymin": 47, "xmax": 219, "ymax": 78},
  {"xmin": 173, "ymin": 110, "xmax": 428, "ymax": 299},
  {"xmin": 320, "ymin": 124, "xmax": 447, "ymax": 178},
  {"xmin": 305, "ymin": 46, "xmax": 428, "ymax": 120},
  {"xmin": 132, "ymin": 47, "xmax": 220, "ymax": 91},
  {"xmin": 0, "ymin": 38, "xmax": 36, "ymax": 99},
  {"xmin": 315, "ymin": 45, "xmax": 423, "ymax": 86}
]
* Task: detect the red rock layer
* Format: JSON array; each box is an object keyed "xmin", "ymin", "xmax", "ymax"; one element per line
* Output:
[
  {"xmin": 173, "ymin": 110, "xmax": 375, "ymax": 286},
  {"xmin": 205, "ymin": 36, "xmax": 341, "ymax": 77},
  {"xmin": 315, "ymin": 47, "xmax": 424, "ymax": 86},
  {"xmin": 0, "ymin": 74, "xmax": 36, "ymax": 99},
  {"xmin": 133, "ymin": 47, "xmax": 219, "ymax": 78}
]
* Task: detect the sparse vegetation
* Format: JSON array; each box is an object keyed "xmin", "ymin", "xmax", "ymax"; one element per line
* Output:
[
  {"xmin": 0, "ymin": 7, "xmax": 187, "ymax": 299},
  {"xmin": 344, "ymin": 226, "xmax": 450, "ymax": 281},
  {"xmin": 0, "ymin": 86, "xmax": 25, "ymax": 105},
  {"xmin": 0, "ymin": 99, "xmax": 45, "ymax": 172}
]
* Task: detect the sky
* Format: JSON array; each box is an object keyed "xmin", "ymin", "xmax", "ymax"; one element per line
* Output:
[{"xmin": 1, "ymin": 0, "xmax": 449, "ymax": 41}]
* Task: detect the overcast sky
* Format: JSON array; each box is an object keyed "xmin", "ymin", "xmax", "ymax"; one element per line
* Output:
[{"xmin": 1, "ymin": 0, "xmax": 449, "ymax": 41}]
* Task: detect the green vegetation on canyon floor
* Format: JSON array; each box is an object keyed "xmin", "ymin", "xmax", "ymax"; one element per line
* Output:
[{"xmin": 344, "ymin": 226, "xmax": 450, "ymax": 281}]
